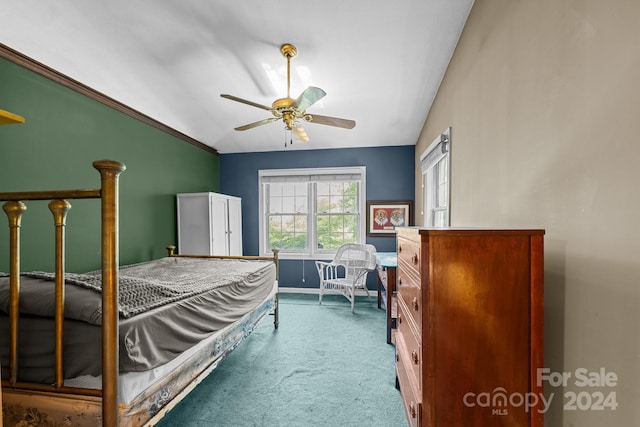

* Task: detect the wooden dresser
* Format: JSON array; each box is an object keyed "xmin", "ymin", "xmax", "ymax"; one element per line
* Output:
[{"xmin": 394, "ymin": 227, "xmax": 544, "ymax": 427}]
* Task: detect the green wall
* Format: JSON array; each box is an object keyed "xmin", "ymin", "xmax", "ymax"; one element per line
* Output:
[{"xmin": 0, "ymin": 57, "xmax": 218, "ymax": 272}]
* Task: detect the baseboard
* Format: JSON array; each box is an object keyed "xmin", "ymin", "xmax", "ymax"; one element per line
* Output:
[
  {"xmin": 278, "ymin": 287, "xmax": 372, "ymax": 297},
  {"xmin": 279, "ymin": 287, "xmax": 319, "ymax": 294}
]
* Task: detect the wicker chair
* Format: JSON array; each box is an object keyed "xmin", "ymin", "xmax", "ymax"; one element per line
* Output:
[{"xmin": 315, "ymin": 243, "xmax": 378, "ymax": 313}]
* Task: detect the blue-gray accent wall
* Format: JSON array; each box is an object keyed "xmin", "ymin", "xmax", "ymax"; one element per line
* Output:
[{"xmin": 219, "ymin": 145, "xmax": 415, "ymax": 289}]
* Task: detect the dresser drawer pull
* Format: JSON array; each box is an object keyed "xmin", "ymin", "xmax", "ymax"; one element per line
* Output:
[
  {"xmin": 411, "ymin": 350, "xmax": 419, "ymax": 365},
  {"xmin": 412, "ymin": 297, "xmax": 419, "ymax": 311},
  {"xmin": 397, "ymin": 314, "xmax": 402, "ymax": 324},
  {"xmin": 411, "ymin": 253, "xmax": 419, "ymax": 265},
  {"xmin": 409, "ymin": 401, "xmax": 417, "ymax": 418},
  {"xmin": 398, "ymin": 277, "xmax": 403, "ymax": 286},
  {"xmin": 398, "ymin": 244, "xmax": 403, "ymax": 253}
]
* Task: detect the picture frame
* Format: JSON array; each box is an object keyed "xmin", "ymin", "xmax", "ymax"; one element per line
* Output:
[{"xmin": 366, "ymin": 200, "xmax": 413, "ymax": 236}]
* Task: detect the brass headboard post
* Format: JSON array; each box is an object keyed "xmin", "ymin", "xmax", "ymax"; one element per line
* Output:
[
  {"xmin": 48, "ymin": 199, "xmax": 71, "ymax": 388},
  {"xmin": 93, "ymin": 160, "xmax": 126, "ymax": 427},
  {"xmin": 2, "ymin": 200, "xmax": 27, "ymax": 386},
  {"xmin": 0, "ymin": 160, "xmax": 125, "ymax": 426}
]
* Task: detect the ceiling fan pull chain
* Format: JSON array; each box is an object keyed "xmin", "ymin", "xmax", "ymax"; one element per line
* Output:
[{"xmin": 285, "ymin": 127, "xmax": 293, "ymax": 147}]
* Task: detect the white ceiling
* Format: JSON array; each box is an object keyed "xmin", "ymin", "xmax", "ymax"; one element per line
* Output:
[{"xmin": 0, "ymin": 1, "xmax": 473, "ymax": 154}]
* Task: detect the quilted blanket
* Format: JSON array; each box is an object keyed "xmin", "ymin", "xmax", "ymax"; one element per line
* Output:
[{"xmin": 22, "ymin": 257, "xmax": 273, "ymax": 319}]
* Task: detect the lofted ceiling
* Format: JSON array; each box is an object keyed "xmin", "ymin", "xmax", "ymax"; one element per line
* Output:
[{"xmin": 0, "ymin": 1, "xmax": 473, "ymax": 154}]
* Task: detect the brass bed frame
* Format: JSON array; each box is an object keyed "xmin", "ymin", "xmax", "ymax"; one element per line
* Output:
[{"xmin": 0, "ymin": 160, "xmax": 279, "ymax": 426}]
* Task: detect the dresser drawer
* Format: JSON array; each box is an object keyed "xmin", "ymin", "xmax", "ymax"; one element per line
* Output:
[
  {"xmin": 397, "ymin": 275, "xmax": 422, "ymax": 331},
  {"xmin": 396, "ymin": 333, "xmax": 422, "ymax": 427},
  {"xmin": 397, "ymin": 298, "xmax": 422, "ymax": 391},
  {"xmin": 397, "ymin": 236, "xmax": 421, "ymax": 278}
]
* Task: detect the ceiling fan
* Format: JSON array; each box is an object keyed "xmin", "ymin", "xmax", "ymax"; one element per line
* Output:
[{"xmin": 221, "ymin": 43, "xmax": 355, "ymax": 143}]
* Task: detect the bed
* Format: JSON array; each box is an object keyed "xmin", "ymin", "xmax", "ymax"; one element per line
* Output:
[{"xmin": 0, "ymin": 160, "xmax": 280, "ymax": 427}]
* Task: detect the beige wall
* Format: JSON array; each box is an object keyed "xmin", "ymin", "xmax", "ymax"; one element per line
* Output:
[{"xmin": 415, "ymin": 0, "xmax": 640, "ymax": 425}]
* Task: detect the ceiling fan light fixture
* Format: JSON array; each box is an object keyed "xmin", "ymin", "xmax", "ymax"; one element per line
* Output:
[
  {"xmin": 282, "ymin": 111, "xmax": 295, "ymax": 130},
  {"xmin": 293, "ymin": 122, "xmax": 309, "ymax": 142}
]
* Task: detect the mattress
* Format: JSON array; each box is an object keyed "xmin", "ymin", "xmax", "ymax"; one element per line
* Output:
[
  {"xmin": 69, "ymin": 281, "xmax": 277, "ymax": 404},
  {"xmin": 0, "ymin": 256, "xmax": 276, "ymax": 383},
  {"xmin": 0, "ymin": 285, "xmax": 278, "ymax": 426}
]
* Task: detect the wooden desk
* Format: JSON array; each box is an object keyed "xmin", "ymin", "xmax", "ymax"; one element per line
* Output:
[{"xmin": 376, "ymin": 252, "xmax": 397, "ymax": 344}]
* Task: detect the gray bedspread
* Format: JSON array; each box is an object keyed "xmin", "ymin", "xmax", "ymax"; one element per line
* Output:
[
  {"xmin": 0, "ymin": 256, "xmax": 276, "ymax": 383},
  {"xmin": 20, "ymin": 256, "xmax": 274, "ymax": 321}
]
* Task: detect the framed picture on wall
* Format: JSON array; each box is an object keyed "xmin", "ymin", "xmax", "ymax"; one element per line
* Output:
[{"xmin": 366, "ymin": 200, "xmax": 413, "ymax": 236}]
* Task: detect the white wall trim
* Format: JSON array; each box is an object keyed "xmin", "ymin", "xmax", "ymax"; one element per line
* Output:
[{"xmin": 278, "ymin": 287, "xmax": 372, "ymax": 296}]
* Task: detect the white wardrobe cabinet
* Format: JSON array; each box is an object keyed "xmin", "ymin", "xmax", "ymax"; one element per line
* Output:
[{"xmin": 176, "ymin": 192, "xmax": 243, "ymax": 256}]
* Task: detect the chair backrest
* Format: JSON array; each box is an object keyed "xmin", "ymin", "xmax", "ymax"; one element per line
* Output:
[{"xmin": 333, "ymin": 243, "xmax": 378, "ymax": 283}]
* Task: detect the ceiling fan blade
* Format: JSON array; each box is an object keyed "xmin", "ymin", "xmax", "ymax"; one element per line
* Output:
[
  {"xmin": 221, "ymin": 94, "xmax": 272, "ymax": 111},
  {"xmin": 292, "ymin": 123, "xmax": 310, "ymax": 142},
  {"xmin": 294, "ymin": 86, "xmax": 326, "ymax": 111},
  {"xmin": 235, "ymin": 117, "xmax": 278, "ymax": 131},
  {"xmin": 306, "ymin": 114, "xmax": 356, "ymax": 129}
]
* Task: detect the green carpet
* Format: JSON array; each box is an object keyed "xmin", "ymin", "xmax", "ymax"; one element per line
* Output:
[{"xmin": 155, "ymin": 293, "xmax": 406, "ymax": 427}]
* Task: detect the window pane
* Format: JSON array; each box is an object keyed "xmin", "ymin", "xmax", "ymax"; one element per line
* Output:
[
  {"xmin": 343, "ymin": 215, "xmax": 358, "ymax": 231},
  {"xmin": 270, "ymin": 183, "xmax": 283, "ymax": 197},
  {"xmin": 269, "ymin": 192, "xmax": 282, "ymax": 213},
  {"xmin": 316, "ymin": 214, "xmax": 331, "ymax": 249},
  {"xmin": 317, "ymin": 182, "xmax": 331, "ymax": 196},
  {"xmin": 438, "ymin": 184, "xmax": 447, "ymax": 207},
  {"xmin": 281, "ymin": 196, "xmax": 296, "ymax": 213},
  {"xmin": 268, "ymin": 183, "xmax": 308, "ymax": 214},
  {"xmin": 317, "ymin": 181, "xmax": 358, "ymax": 214},
  {"xmin": 434, "ymin": 210, "xmax": 447, "ymax": 227},
  {"xmin": 328, "ymin": 182, "xmax": 343, "ymax": 195},
  {"xmin": 294, "ymin": 182, "xmax": 307, "ymax": 194},
  {"xmin": 269, "ymin": 214, "xmax": 308, "ymax": 250},
  {"xmin": 342, "ymin": 183, "xmax": 358, "ymax": 213},
  {"xmin": 316, "ymin": 213, "xmax": 358, "ymax": 250},
  {"xmin": 436, "ymin": 157, "xmax": 448, "ymax": 208},
  {"xmin": 295, "ymin": 194, "xmax": 308, "ymax": 213},
  {"xmin": 317, "ymin": 194, "xmax": 330, "ymax": 213},
  {"xmin": 268, "ymin": 215, "xmax": 283, "ymax": 232},
  {"xmin": 328, "ymin": 194, "xmax": 344, "ymax": 214},
  {"xmin": 438, "ymin": 157, "xmax": 448, "ymax": 181}
]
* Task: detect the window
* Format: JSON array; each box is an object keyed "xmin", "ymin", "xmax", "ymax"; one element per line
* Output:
[
  {"xmin": 421, "ymin": 128, "xmax": 451, "ymax": 227},
  {"xmin": 259, "ymin": 167, "xmax": 366, "ymax": 258}
]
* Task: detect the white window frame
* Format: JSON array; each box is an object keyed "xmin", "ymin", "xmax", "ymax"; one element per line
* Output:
[
  {"xmin": 258, "ymin": 166, "xmax": 366, "ymax": 259},
  {"xmin": 421, "ymin": 128, "xmax": 451, "ymax": 227}
]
